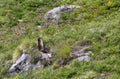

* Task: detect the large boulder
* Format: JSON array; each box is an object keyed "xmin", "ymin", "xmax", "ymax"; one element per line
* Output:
[
  {"xmin": 8, "ymin": 53, "xmax": 43, "ymax": 76},
  {"xmin": 44, "ymin": 5, "xmax": 80, "ymax": 23}
]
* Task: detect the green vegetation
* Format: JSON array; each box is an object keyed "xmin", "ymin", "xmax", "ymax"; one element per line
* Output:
[
  {"xmin": 0, "ymin": 0, "xmax": 120, "ymax": 79},
  {"xmin": 56, "ymin": 44, "xmax": 72, "ymax": 59}
]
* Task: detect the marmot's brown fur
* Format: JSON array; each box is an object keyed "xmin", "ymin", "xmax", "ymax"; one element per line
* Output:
[{"xmin": 37, "ymin": 37, "xmax": 50, "ymax": 53}]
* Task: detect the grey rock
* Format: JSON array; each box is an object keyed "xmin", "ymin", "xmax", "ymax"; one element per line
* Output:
[
  {"xmin": 18, "ymin": 19, "xmax": 23, "ymax": 22},
  {"xmin": 72, "ymin": 46, "xmax": 92, "ymax": 62},
  {"xmin": 40, "ymin": 53, "xmax": 52, "ymax": 66},
  {"xmin": 44, "ymin": 5, "xmax": 80, "ymax": 23},
  {"xmin": 9, "ymin": 53, "xmax": 31, "ymax": 71},
  {"xmin": 8, "ymin": 53, "xmax": 43, "ymax": 76},
  {"xmin": 31, "ymin": 61, "xmax": 43, "ymax": 70},
  {"xmin": 41, "ymin": 53, "xmax": 52, "ymax": 60},
  {"xmin": 77, "ymin": 56, "xmax": 91, "ymax": 62},
  {"xmin": 72, "ymin": 46, "xmax": 92, "ymax": 57}
]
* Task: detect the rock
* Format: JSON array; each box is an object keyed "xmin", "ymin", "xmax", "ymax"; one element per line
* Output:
[
  {"xmin": 31, "ymin": 61, "xmax": 43, "ymax": 70},
  {"xmin": 72, "ymin": 50, "xmax": 92, "ymax": 57},
  {"xmin": 37, "ymin": 25, "xmax": 42, "ymax": 29},
  {"xmin": 72, "ymin": 46, "xmax": 92, "ymax": 57},
  {"xmin": 72, "ymin": 45, "xmax": 92, "ymax": 62},
  {"xmin": 41, "ymin": 53, "xmax": 52, "ymax": 60},
  {"xmin": 8, "ymin": 53, "xmax": 31, "ymax": 75},
  {"xmin": 8, "ymin": 53, "xmax": 43, "ymax": 76},
  {"xmin": 18, "ymin": 19, "xmax": 23, "ymax": 22},
  {"xmin": 77, "ymin": 56, "xmax": 91, "ymax": 62},
  {"xmin": 92, "ymin": 73, "xmax": 110, "ymax": 79},
  {"xmin": 41, "ymin": 53, "xmax": 52, "ymax": 66},
  {"xmin": 44, "ymin": 5, "xmax": 80, "ymax": 23}
]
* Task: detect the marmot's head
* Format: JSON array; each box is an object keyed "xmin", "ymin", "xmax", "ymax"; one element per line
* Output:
[{"xmin": 38, "ymin": 37, "xmax": 42, "ymax": 42}]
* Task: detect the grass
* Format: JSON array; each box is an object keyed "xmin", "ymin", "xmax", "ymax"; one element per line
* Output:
[{"xmin": 0, "ymin": 0, "xmax": 120, "ymax": 79}]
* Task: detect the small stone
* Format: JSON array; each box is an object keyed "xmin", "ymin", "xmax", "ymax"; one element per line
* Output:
[
  {"xmin": 37, "ymin": 25, "xmax": 42, "ymax": 29},
  {"xmin": 77, "ymin": 56, "xmax": 91, "ymax": 62},
  {"xmin": 18, "ymin": 19, "xmax": 23, "ymax": 22}
]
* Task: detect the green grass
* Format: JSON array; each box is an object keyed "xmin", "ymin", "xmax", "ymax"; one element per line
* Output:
[{"xmin": 0, "ymin": 0, "xmax": 120, "ymax": 79}]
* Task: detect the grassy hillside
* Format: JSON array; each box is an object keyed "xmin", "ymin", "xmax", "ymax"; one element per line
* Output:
[{"xmin": 0, "ymin": 0, "xmax": 120, "ymax": 79}]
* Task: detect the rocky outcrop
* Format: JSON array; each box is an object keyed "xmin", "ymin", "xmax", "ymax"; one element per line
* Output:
[
  {"xmin": 8, "ymin": 52, "xmax": 52, "ymax": 76},
  {"xmin": 8, "ymin": 37, "xmax": 53, "ymax": 76},
  {"xmin": 8, "ymin": 46, "xmax": 92, "ymax": 76},
  {"xmin": 44, "ymin": 5, "xmax": 80, "ymax": 23},
  {"xmin": 55, "ymin": 46, "xmax": 92, "ymax": 68},
  {"xmin": 8, "ymin": 36, "xmax": 92, "ymax": 76},
  {"xmin": 8, "ymin": 53, "xmax": 43, "ymax": 76}
]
